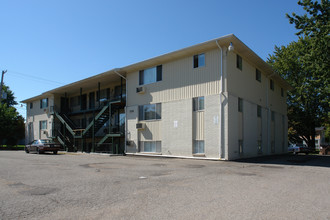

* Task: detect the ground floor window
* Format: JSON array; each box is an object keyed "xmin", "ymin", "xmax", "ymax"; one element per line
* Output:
[
  {"xmin": 40, "ymin": 120, "xmax": 47, "ymax": 130},
  {"xmin": 139, "ymin": 141, "xmax": 161, "ymax": 153},
  {"xmin": 193, "ymin": 140, "xmax": 204, "ymax": 154},
  {"xmin": 139, "ymin": 103, "xmax": 161, "ymax": 121}
]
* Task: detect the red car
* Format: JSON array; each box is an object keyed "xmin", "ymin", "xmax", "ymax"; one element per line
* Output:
[{"xmin": 25, "ymin": 139, "xmax": 61, "ymax": 154}]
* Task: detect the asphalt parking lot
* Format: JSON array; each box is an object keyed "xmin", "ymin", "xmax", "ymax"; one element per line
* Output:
[{"xmin": 0, "ymin": 151, "xmax": 329, "ymax": 220}]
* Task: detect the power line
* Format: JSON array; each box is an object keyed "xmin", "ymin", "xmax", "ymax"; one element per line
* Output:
[{"xmin": 7, "ymin": 70, "xmax": 65, "ymax": 85}]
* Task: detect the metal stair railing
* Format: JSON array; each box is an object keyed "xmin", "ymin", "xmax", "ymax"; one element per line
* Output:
[
  {"xmin": 82, "ymin": 100, "xmax": 120, "ymax": 136},
  {"xmin": 54, "ymin": 111, "xmax": 75, "ymax": 136}
]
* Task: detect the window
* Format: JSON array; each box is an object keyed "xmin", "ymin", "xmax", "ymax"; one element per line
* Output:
[
  {"xmin": 96, "ymin": 89, "xmax": 109, "ymax": 102},
  {"xmin": 256, "ymin": 69, "xmax": 261, "ymax": 82},
  {"xmin": 139, "ymin": 103, "xmax": 161, "ymax": 121},
  {"xmin": 40, "ymin": 98, "xmax": 48, "ymax": 109},
  {"xmin": 30, "ymin": 102, "xmax": 33, "ymax": 109},
  {"xmin": 238, "ymin": 98, "xmax": 243, "ymax": 112},
  {"xmin": 270, "ymin": 79, "xmax": 274, "ymax": 91},
  {"xmin": 257, "ymin": 105, "xmax": 262, "ymax": 118},
  {"xmin": 139, "ymin": 65, "xmax": 162, "ymax": 85},
  {"xmin": 193, "ymin": 97, "xmax": 204, "ymax": 111},
  {"xmin": 139, "ymin": 141, "xmax": 161, "ymax": 153},
  {"xmin": 40, "ymin": 120, "xmax": 47, "ymax": 130},
  {"xmin": 193, "ymin": 140, "xmax": 205, "ymax": 154},
  {"xmin": 271, "ymin": 111, "xmax": 275, "ymax": 121},
  {"xmin": 281, "ymin": 88, "xmax": 284, "ymax": 97},
  {"xmin": 193, "ymin": 53, "xmax": 205, "ymax": 68},
  {"xmin": 70, "ymin": 96, "xmax": 80, "ymax": 108},
  {"xmin": 239, "ymin": 139, "xmax": 243, "ymax": 155},
  {"xmin": 236, "ymin": 54, "xmax": 242, "ymax": 70}
]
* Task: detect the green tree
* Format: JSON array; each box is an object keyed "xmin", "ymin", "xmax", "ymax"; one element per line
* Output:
[
  {"xmin": 0, "ymin": 104, "xmax": 25, "ymax": 146},
  {"xmin": 268, "ymin": 0, "xmax": 329, "ymax": 149},
  {"xmin": 0, "ymin": 85, "xmax": 24, "ymax": 146},
  {"xmin": 1, "ymin": 83, "xmax": 17, "ymax": 107}
]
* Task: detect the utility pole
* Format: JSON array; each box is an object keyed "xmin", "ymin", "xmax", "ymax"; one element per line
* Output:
[{"xmin": 0, "ymin": 70, "xmax": 7, "ymax": 104}]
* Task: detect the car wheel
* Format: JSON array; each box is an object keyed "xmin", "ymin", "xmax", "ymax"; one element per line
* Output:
[
  {"xmin": 53, "ymin": 151, "xmax": 58, "ymax": 155},
  {"xmin": 25, "ymin": 148, "xmax": 29, "ymax": 154}
]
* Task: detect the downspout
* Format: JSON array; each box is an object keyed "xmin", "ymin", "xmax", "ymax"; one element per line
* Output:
[
  {"xmin": 114, "ymin": 69, "xmax": 127, "ymax": 154},
  {"xmin": 216, "ymin": 40, "xmax": 223, "ymax": 159}
]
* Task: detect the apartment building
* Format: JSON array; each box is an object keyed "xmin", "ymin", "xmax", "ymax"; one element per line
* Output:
[{"xmin": 22, "ymin": 34, "xmax": 290, "ymax": 160}]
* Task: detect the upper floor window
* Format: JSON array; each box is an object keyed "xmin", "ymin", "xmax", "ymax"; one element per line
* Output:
[
  {"xmin": 270, "ymin": 79, "xmax": 274, "ymax": 91},
  {"xmin": 193, "ymin": 96, "xmax": 204, "ymax": 111},
  {"xmin": 236, "ymin": 54, "xmax": 242, "ymax": 70},
  {"xmin": 256, "ymin": 69, "xmax": 261, "ymax": 82},
  {"xmin": 193, "ymin": 53, "xmax": 205, "ymax": 68},
  {"xmin": 238, "ymin": 97, "xmax": 243, "ymax": 112},
  {"xmin": 257, "ymin": 105, "xmax": 262, "ymax": 118},
  {"xmin": 40, "ymin": 98, "xmax": 48, "ymax": 109},
  {"xmin": 139, "ymin": 103, "xmax": 161, "ymax": 121},
  {"xmin": 271, "ymin": 111, "xmax": 275, "ymax": 121},
  {"xmin": 139, "ymin": 65, "xmax": 162, "ymax": 85},
  {"xmin": 30, "ymin": 102, "xmax": 33, "ymax": 109}
]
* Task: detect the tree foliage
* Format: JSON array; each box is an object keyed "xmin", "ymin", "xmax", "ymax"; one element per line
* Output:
[
  {"xmin": 268, "ymin": 0, "xmax": 329, "ymax": 148},
  {"xmin": 0, "ymin": 85, "xmax": 24, "ymax": 146},
  {"xmin": 1, "ymin": 83, "xmax": 17, "ymax": 107}
]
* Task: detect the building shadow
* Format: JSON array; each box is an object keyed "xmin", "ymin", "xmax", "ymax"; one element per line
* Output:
[{"xmin": 235, "ymin": 154, "xmax": 330, "ymax": 168}]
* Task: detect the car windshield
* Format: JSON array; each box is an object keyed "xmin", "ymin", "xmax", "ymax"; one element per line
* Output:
[{"xmin": 40, "ymin": 140, "xmax": 52, "ymax": 144}]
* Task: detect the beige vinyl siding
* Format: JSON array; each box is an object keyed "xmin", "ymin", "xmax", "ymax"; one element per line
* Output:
[
  {"xmin": 127, "ymin": 49, "xmax": 221, "ymax": 106},
  {"xmin": 226, "ymin": 51, "xmax": 287, "ymax": 116},
  {"xmin": 139, "ymin": 121, "xmax": 161, "ymax": 141},
  {"xmin": 161, "ymin": 99, "xmax": 193, "ymax": 156},
  {"xmin": 25, "ymin": 96, "xmax": 54, "ymax": 143},
  {"xmin": 193, "ymin": 111, "xmax": 204, "ymax": 140}
]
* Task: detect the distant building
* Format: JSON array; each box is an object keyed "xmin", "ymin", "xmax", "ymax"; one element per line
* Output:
[
  {"xmin": 22, "ymin": 34, "xmax": 291, "ymax": 160},
  {"xmin": 315, "ymin": 127, "xmax": 327, "ymax": 149}
]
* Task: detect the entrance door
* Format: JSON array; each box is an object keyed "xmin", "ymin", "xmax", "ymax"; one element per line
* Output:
[
  {"xmin": 61, "ymin": 97, "xmax": 69, "ymax": 113},
  {"xmin": 81, "ymin": 94, "xmax": 87, "ymax": 110},
  {"xmin": 89, "ymin": 92, "xmax": 95, "ymax": 109}
]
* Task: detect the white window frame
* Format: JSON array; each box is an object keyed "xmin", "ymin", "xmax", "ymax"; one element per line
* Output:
[
  {"xmin": 40, "ymin": 98, "xmax": 48, "ymax": 109},
  {"xmin": 237, "ymin": 54, "xmax": 242, "ymax": 70},
  {"xmin": 193, "ymin": 140, "xmax": 205, "ymax": 154},
  {"xmin": 139, "ymin": 103, "xmax": 161, "ymax": 121},
  {"xmin": 139, "ymin": 65, "xmax": 162, "ymax": 85},
  {"xmin": 256, "ymin": 69, "xmax": 261, "ymax": 82},
  {"xmin": 238, "ymin": 98, "xmax": 243, "ymax": 112},
  {"xmin": 139, "ymin": 141, "xmax": 161, "ymax": 153},
  {"xmin": 40, "ymin": 120, "xmax": 47, "ymax": 130},
  {"xmin": 193, "ymin": 53, "xmax": 205, "ymax": 68},
  {"xmin": 193, "ymin": 96, "xmax": 204, "ymax": 111}
]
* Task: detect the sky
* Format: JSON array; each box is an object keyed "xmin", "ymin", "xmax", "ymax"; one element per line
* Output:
[{"xmin": 0, "ymin": 0, "xmax": 305, "ymax": 118}]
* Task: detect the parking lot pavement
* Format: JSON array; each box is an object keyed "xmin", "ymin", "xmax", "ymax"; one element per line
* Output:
[{"xmin": 0, "ymin": 151, "xmax": 329, "ymax": 220}]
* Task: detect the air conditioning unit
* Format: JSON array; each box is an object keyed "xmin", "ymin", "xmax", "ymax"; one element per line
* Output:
[
  {"xmin": 136, "ymin": 123, "xmax": 145, "ymax": 130},
  {"xmin": 136, "ymin": 86, "xmax": 145, "ymax": 94},
  {"xmin": 43, "ymin": 130, "xmax": 48, "ymax": 135}
]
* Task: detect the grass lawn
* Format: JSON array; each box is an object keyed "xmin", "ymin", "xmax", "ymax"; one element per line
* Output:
[{"xmin": 0, "ymin": 145, "xmax": 25, "ymax": 150}]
